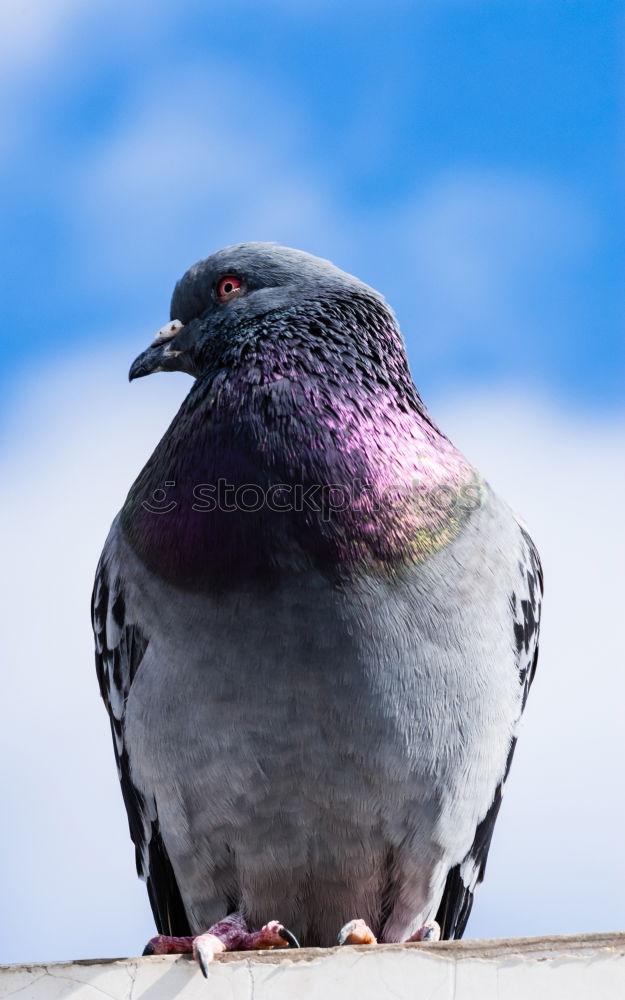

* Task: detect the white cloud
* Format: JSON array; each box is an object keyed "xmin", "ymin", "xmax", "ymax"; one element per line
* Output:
[
  {"xmin": 0, "ymin": 0, "xmax": 86, "ymax": 74},
  {"xmin": 0, "ymin": 346, "xmax": 189, "ymax": 964},
  {"xmin": 1, "ymin": 348, "xmax": 623, "ymax": 963},
  {"xmin": 435, "ymin": 389, "xmax": 625, "ymax": 937},
  {"xmin": 0, "ymin": 0, "xmax": 88, "ymax": 158}
]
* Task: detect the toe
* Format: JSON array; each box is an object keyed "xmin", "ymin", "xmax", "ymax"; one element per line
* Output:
[
  {"xmin": 193, "ymin": 933, "xmax": 226, "ymax": 977},
  {"xmin": 276, "ymin": 925, "xmax": 300, "ymax": 949},
  {"xmin": 243, "ymin": 920, "xmax": 301, "ymax": 950},
  {"xmin": 406, "ymin": 920, "xmax": 441, "ymax": 943},
  {"xmin": 338, "ymin": 918, "xmax": 378, "ymax": 946},
  {"xmin": 142, "ymin": 934, "xmax": 194, "ymax": 956}
]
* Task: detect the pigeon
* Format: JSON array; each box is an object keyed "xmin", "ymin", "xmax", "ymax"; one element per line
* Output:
[{"xmin": 92, "ymin": 243, "xmax": 542, "ymax": 974}]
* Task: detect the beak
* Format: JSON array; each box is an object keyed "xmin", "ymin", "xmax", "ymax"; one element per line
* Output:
[{"xmin": 128, "ymin": 319, "xmax": 187, "ymax": 381}]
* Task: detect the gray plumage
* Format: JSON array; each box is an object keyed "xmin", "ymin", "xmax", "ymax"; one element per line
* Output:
[{"xmin": 92, "ymin": 243, "xmax": 542, "ymax": 947}]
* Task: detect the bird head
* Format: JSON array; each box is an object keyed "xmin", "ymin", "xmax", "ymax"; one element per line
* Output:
[{"xmin": 128, "ymin": 242, "xmax": 408, "ymax": 388}]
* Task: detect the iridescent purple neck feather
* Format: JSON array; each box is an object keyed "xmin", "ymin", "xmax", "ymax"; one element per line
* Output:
[{"xmin": 122, "ymin": 293, "xmax": 482, "ymax": 590}]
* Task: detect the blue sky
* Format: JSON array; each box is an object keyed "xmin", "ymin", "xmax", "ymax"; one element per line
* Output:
[
  {"xmin": 1, "ymin": 0, "xmax": 624, "ymax": 966},
  {"xmin": 1, "ymin": 0, "xmax": 623, "ymax": 413}
]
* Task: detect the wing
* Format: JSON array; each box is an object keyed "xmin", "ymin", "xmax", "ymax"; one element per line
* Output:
[
  {"xmin": 92, "ymin": 540, "xmax": 191, "ymax": 936},
  {"xmin": 435, "ymin": 524, "xmax": 543, "ymax": 939}
]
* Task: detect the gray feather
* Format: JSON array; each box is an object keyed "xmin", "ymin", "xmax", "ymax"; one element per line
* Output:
[{"xmin": 93, "ymin": 243, "xmax": 542, "ymax": 945}]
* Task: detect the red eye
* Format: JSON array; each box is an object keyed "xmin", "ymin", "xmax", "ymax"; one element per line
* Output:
[{"xmin": 216, "ymin": 275, "xmax": 243, "ymax": 301}]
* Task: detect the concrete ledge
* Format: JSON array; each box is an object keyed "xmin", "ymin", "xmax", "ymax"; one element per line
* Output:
[{"xmin": 1, "ymin": 933, "xmax": 624, "ymax": 999}]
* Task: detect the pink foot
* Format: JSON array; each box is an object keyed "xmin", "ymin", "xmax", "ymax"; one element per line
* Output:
[
  {"xmin": 406, "ymin": 920, "xmax": 441, "ymax": 942},
  {"xmin": 337, "ymin": 918, "xmax": 378, "ymax": 945},
  {"xmin": 143, "ymin": 934, "xmax": 195, "ymax": 955},
  {"xmin": 144, "ymin": 914, "xmax": 299, "ymax": 977},
  {"xmin": 338, "ymin": 917, "xmax": 441, "ymax": 947}
]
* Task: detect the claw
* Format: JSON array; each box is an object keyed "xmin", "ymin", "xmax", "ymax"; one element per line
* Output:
[
  {"xmin": 407, "ymin": 920, "xmax": 441, "ymax": 943},
  {"xmin": 277, "ymin": 925, "xmax": 300, "ymax": 948},
  {"xmin": 242, "ymin": 919, "xmax": 300, "ymax": 951},
  {"xmin": 196, "ymin": 943, "xmax": 211, "ymax": 979},
  {"xmin": 338, "ymin": 918, "xmax": 377, "ymax": 946},
  {"xmin": 337, "ymin": 922, "xmax": 354, "ymax": 946},
  {"xmin": 193, "ymin": 933, "xmax": 225, "ymax": 977}
]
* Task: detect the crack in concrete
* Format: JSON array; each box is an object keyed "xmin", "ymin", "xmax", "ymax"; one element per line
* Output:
[
  {"xmin": 2, "ymin": 936, "xmax": 625, "ymax": 1000},
  {"xmin": 125, "ymin": 962, "xmax": 138, "ymax": 1000},
  {"xmin": 1, "ymin": 972, "xmax": 48, "ymax": 997},
  {"xmin": 246, "ymin": 958, "xmax": 255, "ymax": 1000},
  {"xmin": 45, "ymin": 965, "xmax": 120, "ymax": 1000}
]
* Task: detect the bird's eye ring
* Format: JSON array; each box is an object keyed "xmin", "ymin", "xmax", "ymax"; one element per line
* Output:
[{"xmin": 216, "ymin": 276, "xmax": 243, "ymax": 302}]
